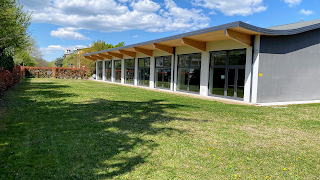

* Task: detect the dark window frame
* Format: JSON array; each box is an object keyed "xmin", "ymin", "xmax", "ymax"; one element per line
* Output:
[
  {"xmin": 138, "ymin": 57, "xmax": 150, "ymax": 86},
  {"xmin": 114, "ymin": 60, "xmax": 122, "ymax": 83},
  {"xmin": 124, "ymin": 58, "xmax": 135, "ymax": 84},
  {"xmin": 209, "ymin": 48, "xmax": 246, "ymax": 99},
  {"xmin": 155, "ymin": 55, "xmax": 172, "ymax": 89},
  {"xmin": 104, "ymin": 61, "xmax": 112, "ymax": 81},
  {"xmin": 177, "ymin": 53, "xmax": 202, "ymax": 93}
]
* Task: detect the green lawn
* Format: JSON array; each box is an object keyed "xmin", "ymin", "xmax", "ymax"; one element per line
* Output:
[{"xmin": 0, "ymin": 78, "xmax": 320, "ymax": 179}]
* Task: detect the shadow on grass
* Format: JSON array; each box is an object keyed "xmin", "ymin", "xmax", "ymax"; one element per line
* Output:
[{"xmin": 0, "ymin": 79, "xmax": 190, "ymax": 179}]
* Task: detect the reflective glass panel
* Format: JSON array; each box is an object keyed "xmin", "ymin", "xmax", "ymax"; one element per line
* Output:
[
  {"xmin": 155, "ymin": 68, "xmax": 163, "ymax": 88},
  {"xmin": 156, "ymin": 58, "xmax": 163, "ymax": 67},
  {"xmin": 144, "ymin": 68, "xmax": 150, "ymax": 86},
  {"xmin": 139, "ymin": 59, "xmax": 144, "ymax": 67},
  {"xmin": 163, "ymin": 57, "xmax": 171, "ymax": 67},
  {"xmin": 209, "ymin": 68, "xmax": 225, "ymax": 96},
  {"xmin": 189, "ymin": 68, "xmax": 201, "ymax": 92},
  {"xmin": 211, "ymin": 51, "xmax": 227, "ymax": 66},
  {"xmin": 178, "ymin": 55, "xmax": 189, "ymax": 67},
  {"xmin": 190, "ymin": 54, "xmax": 201, "ymax": 66},
  {"xmin": 227, "ymin": 69, "xmax": 235, "ymax": 97},
  {"xmin": 229, "ymin": 50, "xmax": 246, "ymax": 65},
  {"xmin": 178, "ymin": 68, "xmax": 188, "ymax": 91},
  {"xmin": 237, "ymin": 69, "xmax": 245, "ymax": 98},
  {"xmin": 163, "ymin": 69, "xmax": 171, "ymax": 89},
  {"xmin": 138, "ymin": 69, "xmax": 143, "ymax": 85},
  {"xmin": 145, "ymin": 58, "xmax": 150, "ymax": 67}
]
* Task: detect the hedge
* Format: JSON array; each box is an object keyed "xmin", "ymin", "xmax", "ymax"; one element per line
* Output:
[
  {"xmin": 1, "ymin": 66, "xmax": 90, "ymax": 95},
  {"xmin": 25, "ymin": 67, "xmax": 90, "ymax": 79},
  {"xmin": 0, "ymin": 65, "xmax": 22, "ymax": 94}
]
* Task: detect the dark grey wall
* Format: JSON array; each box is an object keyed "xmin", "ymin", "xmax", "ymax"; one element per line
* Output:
[{"xmin": 257, "ymin": 29, "xmax": 320, "ymax": 103}]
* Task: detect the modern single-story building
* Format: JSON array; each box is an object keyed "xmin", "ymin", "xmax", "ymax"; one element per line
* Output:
[{"xmin": 83, "ymin": 19, "xmax": 320, "ymax": 105}]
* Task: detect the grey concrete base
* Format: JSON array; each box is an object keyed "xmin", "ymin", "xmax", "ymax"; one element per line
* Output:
[{"xmin": 256, "ymin": 100, "xmax": 320, "ymax": 106}]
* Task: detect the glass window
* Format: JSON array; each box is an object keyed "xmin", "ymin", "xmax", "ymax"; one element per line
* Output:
[
  {"xmin": 229, "ymin": 49, "xmax": 246, "ymax": 65},
  {"xmin": 138, "ymin": 57, "xmax": 150, "ymax": 86},
  {"xmin": 155, "ymin": 56, "xmax": 172, "ymax": 89},
  {"xmin": 177, "ymin": 53, "xmax": 201, "ymax": 93},
  {"xmin": 125, "ymin": 59, "xmax": 134, "ymax": 84},
  {"xmin": 114, "ymin": 60, "xmax": 121, "ymax": 83},
  {"xmin": 211, "ymin": 51, "xmax": 227, "ymax": 66},
  {"xmin": 97, "ymin": 61, "xmax": 103, "ymax": 80},
  {"xmin": 104, "ymin": 61, "xmax": 112, "ymax": 81},
  {"xmin": 209, "ymin": 49, "xmax": 246, "ymax": 99}
]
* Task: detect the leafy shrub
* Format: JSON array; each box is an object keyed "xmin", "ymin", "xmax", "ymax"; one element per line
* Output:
[
  {"xmin": 12, "ymin": 65, "xmax": 25, "ymax": 83},
  {"xmin": 0, "ymin": 67, "xmax": 14, "ymax": 94},
  {"xmin": 25, "ymin": 67, "xmax": 90, "ymax": 79}
]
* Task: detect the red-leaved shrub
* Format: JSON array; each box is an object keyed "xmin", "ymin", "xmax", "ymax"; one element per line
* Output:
[
  {"xmin": 24, "ymin": 67, "xmax": 90, "ymax": 79},
  {"xmin": 0, "ymin": 67, "xmax": 14, "ymax": 94}
]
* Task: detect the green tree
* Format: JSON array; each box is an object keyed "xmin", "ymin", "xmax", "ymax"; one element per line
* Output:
[
  {"xmin": 54, "ymin": 56, "xmax": 64, "ymax": 67},
  {"xmin": 62, "ymin": 54, "xmax": 77, "ymax": 68},
  {"xmin": 0, "ymin": 0, "xmax": 32, "ymax": 55},
  {"xmin": 14, "ymin": 50, "xmax": 37, "ymax": 66},
  {"xmin": 91, "ymin": 40, "xmax": 125, "ymax": 51},
  {"xmin": 0, "ymin": 0, "xmax": 32, "ymax": 71}
]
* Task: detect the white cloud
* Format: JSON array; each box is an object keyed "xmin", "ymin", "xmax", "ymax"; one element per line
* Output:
[
  {"xmin": 40, "ymin": 45, "xmax": 87, "ymax": 55},
  {"xmin": 20, "ymin": 0, "xmax": 210, "ymax": 33},
  {"xmin": 284, "ymin": 0, "xmax": 301, "ymax": 7},
  {"xmin": 130, "ymin": 0, "xmax": 160, "ymax": 12},
  {"xmin": 300, "ymin": 9, "xmax": 314, "ymax": 15},
  {"xmin": 193, "ymin": 0, "xmax": 267, "ymax": 16},
  {"xmin": 50, "ymin": 27, "xmax": 90, "ymax": 40},
  {"xmin": 133, "ymin": 35, "xmax": 140, "ymax": 38}
]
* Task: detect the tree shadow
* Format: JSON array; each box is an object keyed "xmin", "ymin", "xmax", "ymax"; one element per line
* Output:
[{"xmin": 0, "ymin": 79, "xmax": 192, "ymax": 179}]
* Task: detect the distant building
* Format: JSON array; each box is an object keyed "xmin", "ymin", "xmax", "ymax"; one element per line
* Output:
[{"xmin": 64, "ymin": 49, "xmax": 78, "ymax": 57}]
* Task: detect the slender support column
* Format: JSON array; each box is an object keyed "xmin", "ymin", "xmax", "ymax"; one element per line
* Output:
[
  {"xmin": 95, "ymin": 60, "xmax": 99, "ymax": 81},
  {"xmin": 170, "ymin": 54, "xmax": 174, "ymax": 91},
  {"xmin": 173, "ymin": 54, "xmax": 178, "ymax": 91},
  {"xmin": 200, "ymin": 51, "xmax": 209, "ymax": 96},
  {"xmin": 121, "ymin": 59, "xmax": 125, "ymax": 84},
  {"xmin": 244, "ymin": 47, "xmax": 253, "ymax": 102},
  {"xmin": 111, "ymin": 60, "xmax": 114, "ymax": 82},
  {"xmin": 102, "ymin": 60, "xmax": 106, "ymax": 81},
  {"xmin": 150, "ymin": 56, "xmax": 155, "ymax": 88},
  {"xmin": 134, "ymin": 58, "xmax": 138, "ymax": 86},
  {"xmin": 251, "ymin": 35, "xmax": 261, "ymax": 103}
]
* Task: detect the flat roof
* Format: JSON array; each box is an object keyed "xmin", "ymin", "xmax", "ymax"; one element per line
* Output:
[{"xmin": 84, "ymin": 19, "xmax": 320, "ymax": 60}]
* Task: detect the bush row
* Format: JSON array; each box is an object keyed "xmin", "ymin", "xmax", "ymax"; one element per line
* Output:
[
  {"xmin": 0, "ymin": 65, "xmax": 24, "ymax": 94},
  {"xmin": 1, "ymin": 66, "xmax": 90, "ymax": 95},
  {"xmin": 25, "ymin": 67, "xmax": 90, "ymax": 79}
]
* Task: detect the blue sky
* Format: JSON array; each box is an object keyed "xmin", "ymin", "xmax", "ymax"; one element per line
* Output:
[{"xmin": 20, "ymin": 0, "xmax": 319, "ymax": 62}]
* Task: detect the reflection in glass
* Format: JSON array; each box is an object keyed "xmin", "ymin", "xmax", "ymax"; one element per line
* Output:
[
  {"xmin": 229, "ymin": 49, "xmax": 246, "ymax": 65},
  {"xmin": 163, "ymin": 69, "xmax": 171, "ymax": 88},
  {"xmin": 209, "ymin": 68, "xmax": 225, "ymax": 96},
  {"xmin": 227, "ymin": 69, "xmax": 235, "ymax": 97},
  {"xmin": 178, "ymin": 55, "xmax": 189, "ymax": 67},
  {"xmin": 189, "ymin": 68, "xmax": 201, "ymax": 92},
  {"xmin": 105, "ymin": 61, "xmax": 112, "ymax": 81},
  {"xmin": 178, "ymin": 68, "xmax": 188, "ymax": 91},
  {"xmin": 125, "ymin": 59, "xmax": 134, "ymax": 84},
  {"xmin": 155, "ymin": 68, "xmax": 163, "ymax": 88},
  {"xmin": 155, "ymin": 56, "xmax": 172, "ymax": 89},
  {"xmin": 114, "ymin": 61, "xmax": 121, "ymax": 83},
  {"xmin": 191, "ymin": 54, "xmax": 201, "ymax": 66},
  {"xmin": 97, "ymin": 61, "xmax": 103, "ymax": 80},
  {"xmin": 177, "ymin": 53, "xmax": 201, "ymax": 92},
  {"xmin": 211, "ymin": 51, "xmax": 227, "ymax": 66},
  {"xmin": 237, "ymin": 69, "xmax": 245, "ymax": 98}
]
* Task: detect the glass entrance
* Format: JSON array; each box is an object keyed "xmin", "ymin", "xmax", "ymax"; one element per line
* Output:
[{"xmin": 209, "ymin": 49, "xmax": 246, "ymax": 99}]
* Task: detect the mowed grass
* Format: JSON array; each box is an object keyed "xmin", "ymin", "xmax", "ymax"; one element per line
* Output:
[{"xmin": 0, "ymin": 78, "xmax": 320, "ymax": 179}]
